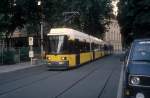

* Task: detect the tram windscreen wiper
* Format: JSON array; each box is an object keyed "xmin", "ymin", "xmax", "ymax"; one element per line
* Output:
[{"xmin": 49, "ymin": 35, "xmax": 65, "ymax": 53}]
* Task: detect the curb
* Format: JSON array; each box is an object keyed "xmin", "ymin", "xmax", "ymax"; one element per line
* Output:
[{"xmin": 0, "ymin": 60, "xmax": 46, "ymax": 74}]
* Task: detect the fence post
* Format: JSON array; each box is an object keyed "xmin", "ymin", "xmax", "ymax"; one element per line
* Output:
[
  {"xmin": 1, "ymin": 47, "xmax": 4, "ymax": 64},
  {"xmin": 19, "ymin": 48, "xmax": 20, "ymax": 63},
  {"xmin": 2, "ymin": 39, "xmax": 4, "ymax": 64},
  {"xmin": 0, "ymin": 48, "xmax": 1, "ymax": 65}
]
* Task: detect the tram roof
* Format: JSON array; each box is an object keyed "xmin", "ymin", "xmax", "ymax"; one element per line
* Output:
[{"xmin": 47, "ymin": 28, "xmax": 104, "ymax": 44}]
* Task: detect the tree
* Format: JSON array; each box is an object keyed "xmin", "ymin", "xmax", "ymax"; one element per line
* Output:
[
  {"xmin": 0, "ymin": 0, "xmax": 112, "ymax": 40},
  {"xmin": 118, "ymin": 0, "xmax": 150, "ymax": 47},
  {"xmin": 0, "ymin": 0, "xmax": 27, "ymax": 47},
  {"xmin": 46, "ymin": 0, "xmax": 113, "ymax": 37}
]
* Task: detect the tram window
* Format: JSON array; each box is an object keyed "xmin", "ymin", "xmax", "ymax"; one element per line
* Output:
[
  {"xmin": 74, "ymin": 39, "xmax": 80, "ymax": 53},
  {"xmin": 80, "ymin": 42, "xmax": 86, "ymax": 52},
  {"xmin": 79, "ymin": 42, "xmax": 83, "ymax": 52},
  {"xmin": 104, "ymin": 44, "xmax": 108, "ymax": 51},
  {"xmin": 94, "ymin": 44, "xmax": 100, "ymax": 51},
  {"xmin": 78, "ymin": 41, "xmax": 90, "ymax": 52},
  {"xmin": 101, "ymin": 45, "xmax": 104, "ymax": 51},
  {"xmin": 86, "ymin": 43, "xmax": 90, "ymax": 51},
  {"xmin": 100, "ymin": 45, "xmax": 103, "ymax": 51},
  {"xmin": 83, "ymin": 42, "xmax": 86, "ymax": 52},
  {"xmin": 85, "ymin": 42, "xmax": 90, "ymax": 51},
  {"xmin": 91, "ymin": 43, "xmax": 94, "ymax": 50},
  {"xmin": 68, "ymin": 40, "xmax": 91, "ymax": 53},
  {"xmin": 68, "ymin": 40, "xmax": 76, "ymax": 53}
]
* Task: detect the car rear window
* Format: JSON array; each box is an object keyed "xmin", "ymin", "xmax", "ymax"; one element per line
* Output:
[{"xmin": 131, "ymin": 41, "xmax": 150, "ymax": 61}]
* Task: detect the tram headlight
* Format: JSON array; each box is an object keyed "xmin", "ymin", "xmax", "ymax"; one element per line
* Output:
[
  {"xmin": 61, "ymin": 57, "xmax": 67, "ymax": 60},
  {"xmin": 130, "ymin": 76, "xmax": 140, "ymax": 85},
  {"xmin": 47, "ymin": 57, "xmax": 51, "ymax": 60}
]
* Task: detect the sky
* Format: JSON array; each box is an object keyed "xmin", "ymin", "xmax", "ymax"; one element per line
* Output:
[{"xmin": 112, "ymin": 0, "xmax": 119, "ymax": 16}]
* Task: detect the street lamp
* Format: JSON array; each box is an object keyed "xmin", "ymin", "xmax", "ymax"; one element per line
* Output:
[
  {"xmin": 13, "ymin": 0, "xmax": 16, "ymax": 6},
  {"xmin": 37, "ymin": 0, "xmax": 44, "ymax": 60},
  {"xmin": 37, "ymin": 0, "xmax": 41, "ymax": 6}
]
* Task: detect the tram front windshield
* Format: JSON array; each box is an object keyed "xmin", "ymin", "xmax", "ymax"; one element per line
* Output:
[{"xmin": 48, "ymin": 35, "xmax": 67, "ymax": 54}]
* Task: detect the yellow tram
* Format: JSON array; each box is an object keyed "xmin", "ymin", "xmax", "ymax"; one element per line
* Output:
[{"xmin": 46, "ymin": 28, "xmax": 112, "ymax": 69}]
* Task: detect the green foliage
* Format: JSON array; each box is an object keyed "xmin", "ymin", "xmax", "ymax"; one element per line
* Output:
[
  {"xmin": 118, "ymin": 0, "xmax": 150, "ymax": 47},
  {"xmin": 0, "ymin": 0, "xmax": 112, "ymax": 38}
]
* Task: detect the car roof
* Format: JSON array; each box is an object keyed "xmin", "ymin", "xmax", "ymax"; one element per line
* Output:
[{"xmin": 133, "ymin": 38, "xmax": 150, "ymax": 42}]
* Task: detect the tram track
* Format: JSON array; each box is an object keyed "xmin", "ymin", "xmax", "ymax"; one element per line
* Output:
[
  {"xmin": 0, "ymin": 55, "xmax": 121, "ymax": 98},
  {"xmin": 98, "ymin": 55, "xmax": 121, "ymax": 98},
  {"xmin": 0, "ymin": 66, "xmax": 67, "ymax": 86},
  {"xmin": 53, "ymin": 55, "xmax": 120, "ymax": 98},
  {"xmin": 98, "ymin": 68, "xmax": 115, "ymax": 98},
  {"xmin": 54, "ymin": 60, "xmax": 107, "ymax": 98},
  {"xmin": 0, "ymin": 59, "xmax": 103, "ymax": 97}
]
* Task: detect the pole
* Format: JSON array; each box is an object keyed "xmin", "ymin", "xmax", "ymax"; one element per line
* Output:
[
  {"xmin": 89, "ymin": 35, "xmax": 93, "ymax": 60},
  {"xmin": 30, "ymin": 45, "xmax": 33, "ymax": 65},
  {"xmin": 2, "ymin": 39, "xmax": 4, "ymax": 64},
  {"xmin": 19, "ymin": 48, "xmax": 20, "ymax": 63},
  {"xmin": 38, "ymin": 0, "xmax": 44, "ymax": 60},
  {"xmin": 89, "ymin": 36, "xmax": 92, "ymax": 52},
  {"xmin": 31, "ymin": 57, "xmax": 33, "ymax": 65},
  {"xmin": 40, "ymin": 21, "xmax": 44, "ymax": 60}
]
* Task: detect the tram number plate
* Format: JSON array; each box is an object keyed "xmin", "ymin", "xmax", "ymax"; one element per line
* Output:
[{"xmin": 53, "ymin": 62, "xmax": 59, "ymax": 64}]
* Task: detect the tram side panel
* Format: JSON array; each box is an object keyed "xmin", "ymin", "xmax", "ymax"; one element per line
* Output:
[
  {"xmin": 80, "ymin": 52, "xmax": 93, "ymax": 64},
  {"xmin": 94, "ymin": 51, "xmax": 103, "ymax": 59}
]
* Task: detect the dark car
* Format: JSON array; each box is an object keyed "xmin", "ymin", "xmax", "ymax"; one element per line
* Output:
[{"xmin": 122, "ymin": 39, "xmax": 150, "ymax": 98}]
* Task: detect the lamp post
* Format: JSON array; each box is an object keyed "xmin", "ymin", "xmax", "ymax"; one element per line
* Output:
[
  {"xmin": 13, "ymin": 0, "xmax": 16, "ymax": 6},
  {"xmin": 37, "ymin": 0, "xmax": 44, "ymax": 59}
]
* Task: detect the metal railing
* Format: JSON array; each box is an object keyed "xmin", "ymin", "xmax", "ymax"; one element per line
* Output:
[{"xmin": 0, "ymin": 47, "xmax": 41, "ymax": 65}]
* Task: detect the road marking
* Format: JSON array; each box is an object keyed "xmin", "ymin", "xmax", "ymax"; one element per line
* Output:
[{"xmin": 117, "ymin": 64, "xmax": 124, "ymax": 98}]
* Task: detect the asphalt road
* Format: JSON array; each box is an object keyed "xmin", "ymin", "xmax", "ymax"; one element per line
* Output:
[{"xmin": 0, "ymin": 55, "xmax": 122, "ymax": 98}]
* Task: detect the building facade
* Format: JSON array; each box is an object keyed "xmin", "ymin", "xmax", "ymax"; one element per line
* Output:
[{"xmin": 104, "ymin": 19, "xmax": 122, "ymax": 53}]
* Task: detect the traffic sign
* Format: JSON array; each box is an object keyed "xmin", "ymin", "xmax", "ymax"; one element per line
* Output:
[
  {"xmin": 28, "ymin": 37, "xmax": 33, "ymax": 46},
  {"xmin": 29, "ymin": 51, "xmax": 34, "ymax": 58}
]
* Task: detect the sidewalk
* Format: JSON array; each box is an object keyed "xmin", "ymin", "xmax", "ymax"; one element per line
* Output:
[{"xmin": 0, "ymin": 60, "xmax": 45, "ymax": 74}]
